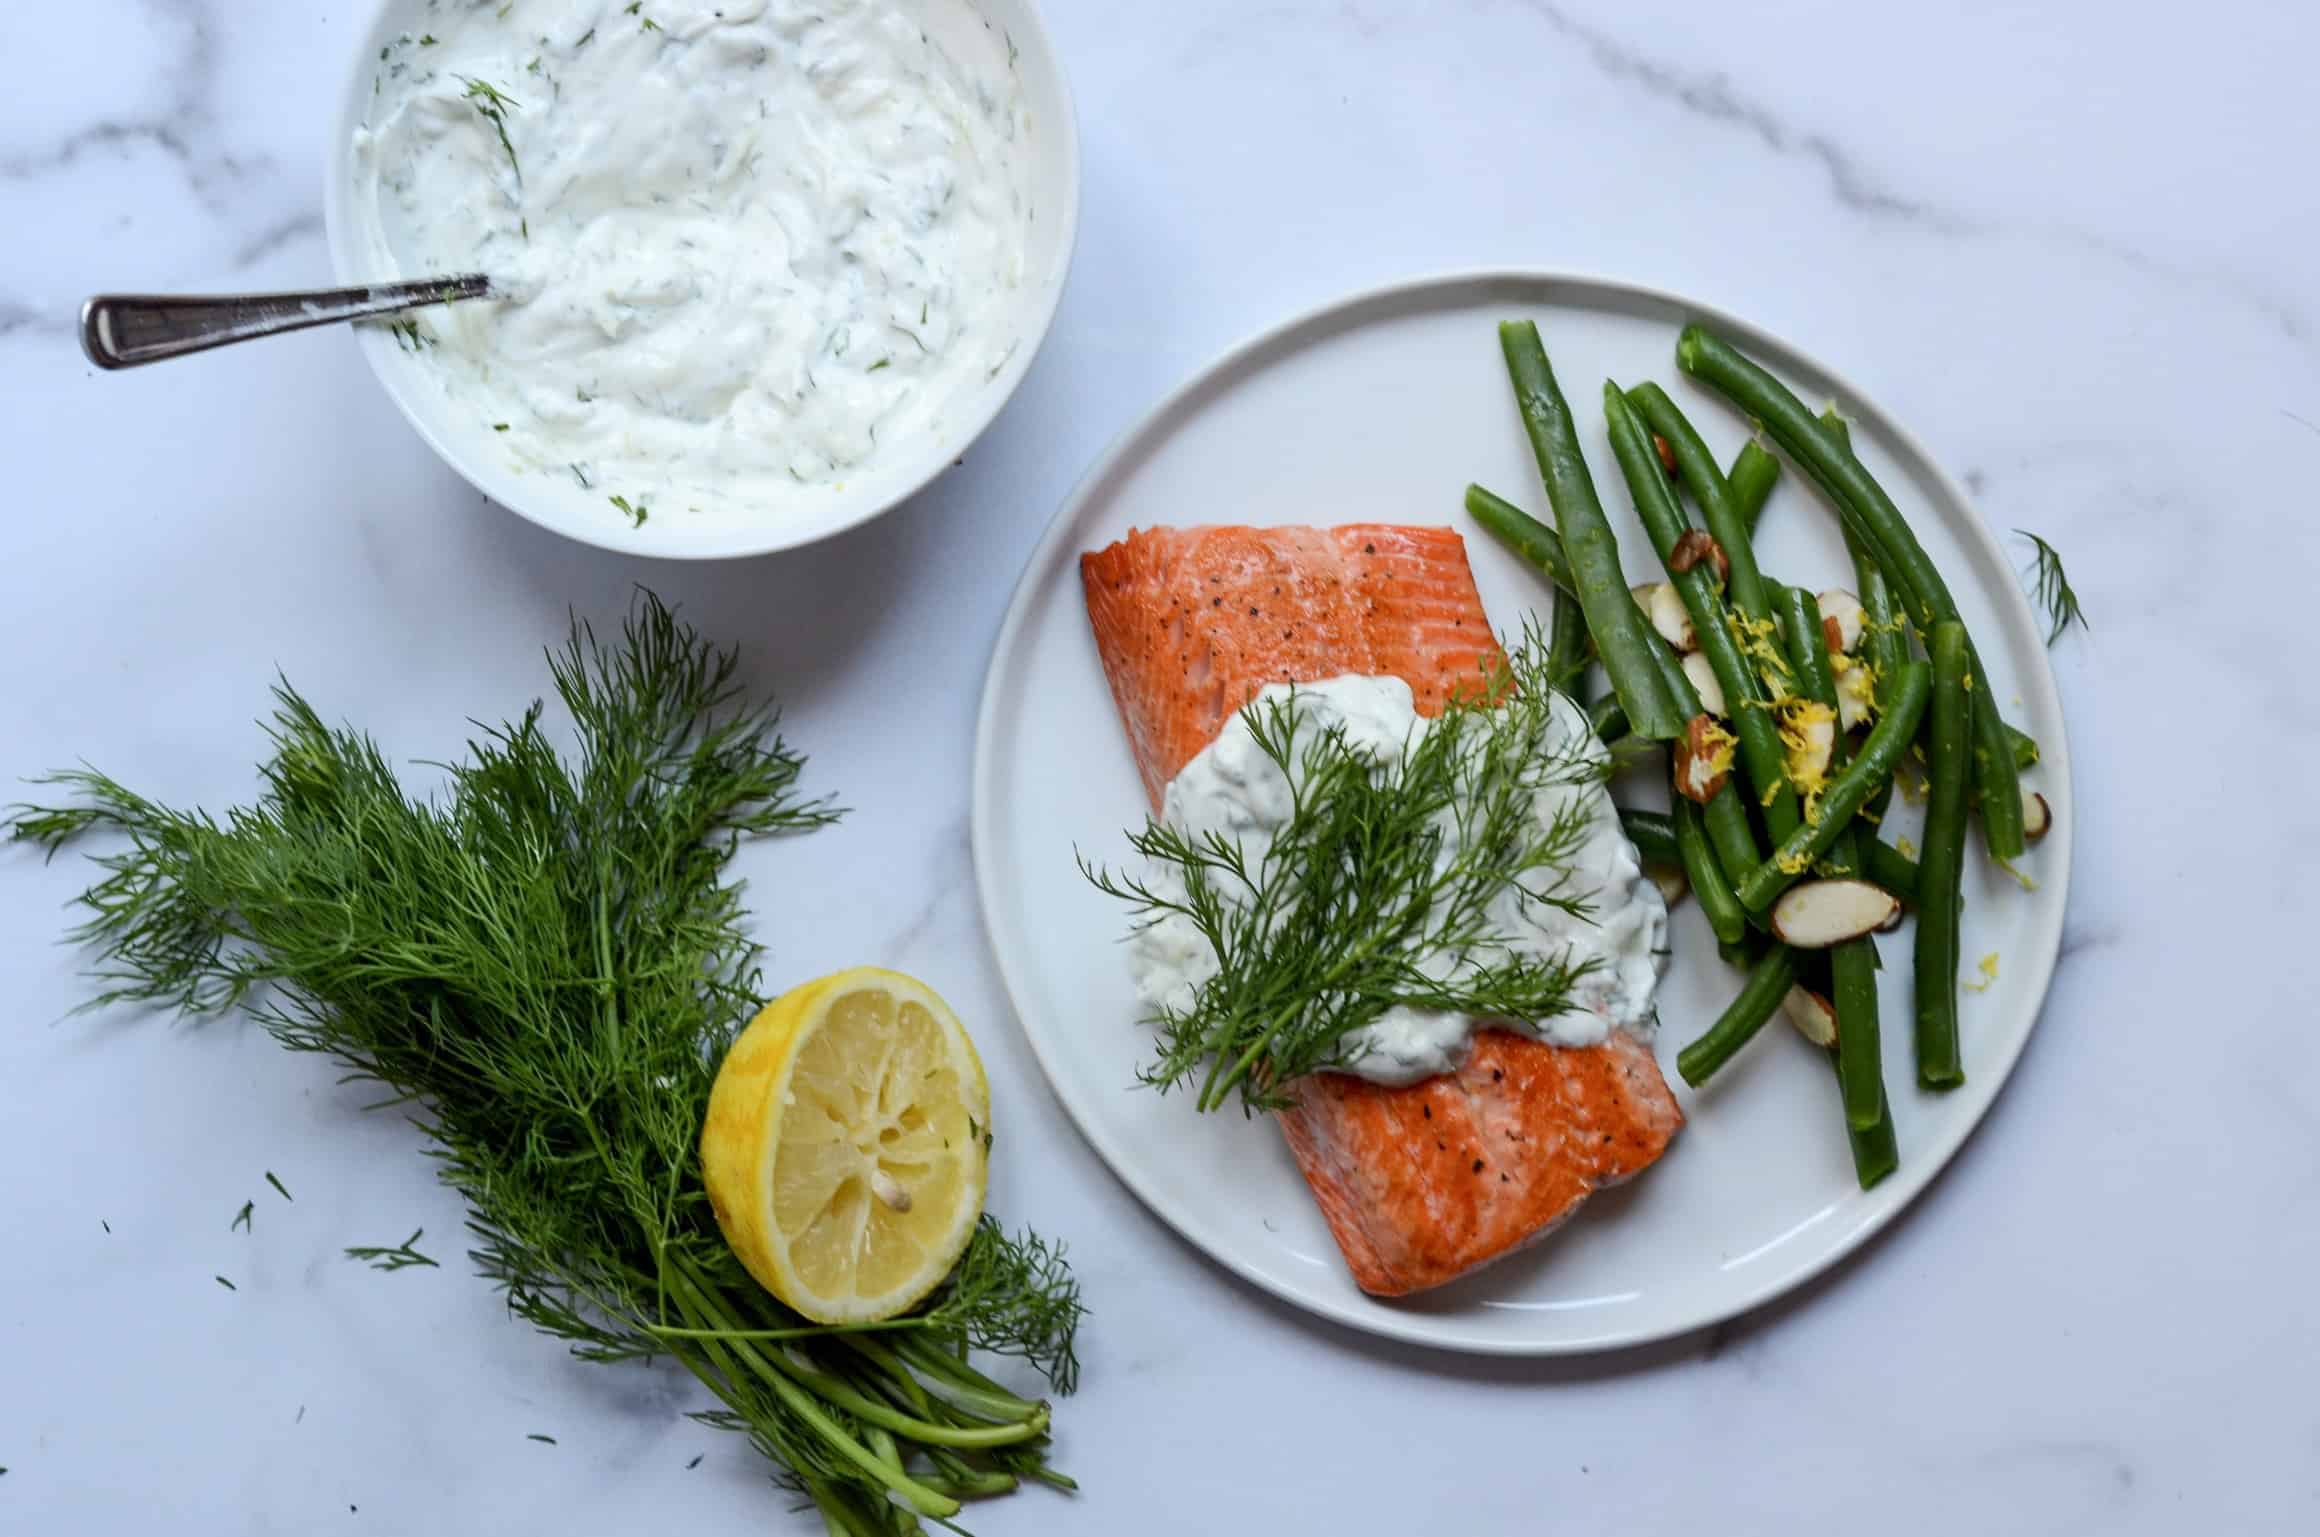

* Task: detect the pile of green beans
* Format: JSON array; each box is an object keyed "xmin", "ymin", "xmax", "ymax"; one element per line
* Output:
[{"xmin": 1474, "ymin": 321, "xmax": 2048, "ymax": 1194}]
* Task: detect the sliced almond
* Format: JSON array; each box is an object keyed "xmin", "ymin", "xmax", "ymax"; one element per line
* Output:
[
  {"xmin": 1875, "ymin": 904, "xmax": 1905, "ymax": 934},
  {"xmin": 1770, "ymin": 878, "xmax": 1899, "ymax": 948},
  {"xmin": 1668, "ymin": 529, "xmax": 1729, "ymax": 585},
  {"xmin": 1651, "ymin": 583, "xmax": 1698, "ymax": 654},
  {"xmin": 1816, "ymin": 589, "xmax": 1865, "ymax": 654},
  {"xmin": 1648, "ymin": 865, "xmax": 1690, "ymax": 907},
  {"xmin": 1681, "ymin": 650, "xmax": 1727, "ymax": 716},
  {"xmin": 2021, "ymin": 788, "xmax": 2052, "ymax": 842},
  {"xmin": 1832, "ymin": 652, "xmax": 1876, "ymax": 732},
  {"xmin": 1782, "ymin": 986, "xmax": 1837, "ymax": 1047},
  {"xmin": 1673, "ymin": 714, "xmax": 1735, "ymax": 803},
  {"xmin": 1633, "ymin": 581, "xmax": 1695, "ymax": 653}
]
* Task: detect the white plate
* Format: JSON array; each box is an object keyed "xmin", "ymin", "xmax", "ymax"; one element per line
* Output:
[{"xmin": 971, "ymin": 271, "xmax": 2072, "ymax": 1355}]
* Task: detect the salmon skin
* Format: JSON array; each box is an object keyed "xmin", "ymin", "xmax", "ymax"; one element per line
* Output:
[{"xmin": 1081, "ymin": 523, "xmax": 1682, "ymax": 1297}]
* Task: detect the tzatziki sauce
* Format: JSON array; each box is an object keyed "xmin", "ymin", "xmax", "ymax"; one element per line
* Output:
[
  {"xmin": 1126, "ymin": 676, "xmax": 1669, "ymax": 1086},
  {"xmin": 350, "ymin": 0, "xmax": 1035, "ymax": 523}
]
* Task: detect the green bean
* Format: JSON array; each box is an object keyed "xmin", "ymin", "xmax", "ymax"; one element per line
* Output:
[
  {"xmin": 1916, "ymin": 622, "xmax": 1971, "ymax": 1090},
  {"xmin": 1676, "ymin": 326, "xmax": 2027, "ymax": 858},
  {"xmin": 1465, "ymin": 482, "xmax": 1594, "ymax": 697},
  {"xmin": 1474, "ymin": 480, "xmax": 1764, "ymax": 882},
  {"xmin": 1778, "ymin": 585, "xmax": 1883, "ymax": 1130},
  {"xmin": 1677, "ymin": 944, "xmax": 1797, "ymax": 1087},
  {"xmin": 1464, "ymin": 482, "xmax": 1764, "ymax": 881},
  {"xmin": 1464, "ymin": 484, "xmax": 1574, "ymax": 593},
  {"xmin": 1545, "ymin": 571, "xmax": 1590, "ymax": 695},
  {"xmin": 1630, "ymin": 382, "xmax": 1779, "ymax": 636},
  {"xmin": 1603, "ymin": 383, "xmax": 1801, "ymax": 843},
  {"xmin": 1672, "ymin": 794, "xmax": 1748, "ymax": 946},
  {"xmin": 1638, "ymin": 618, "xmax": 1768, "ymax": 881},
  {"xmin": 1718, "ymin": 933, "xmax": 1769, "ymax": 971},
  {"xmin": 1501, "ymin": 323, "xmax": 1686, "ymax": 740},
  {"xmin": 1734, "ymin": 660, "xmax": 1932, "ymax": 912},
  {"xmin": 1836, "ymin": 1066, "xmax": 1899, "ymax": 1189},
  {"xmin": 1617, "ymin": 808, "xmax": 1681, "ymax": 867},
  {"xmin": 1588, "ymin": 691, "xmax": 1628, "ymax": 743},
  {"xmin": 1819, "ymin": 416, "xmax": 2044, "ymax": 770},
  {"xmin": 1860, "ymin": 836, "xmax": 1919, "ymax": 901},
  {"xmin": 1913, "ymin": 707, "xmax": 2041, "ymax": 774},
  {"xmin": 1729, "ymin": 439, "xmax": 1781, "ymax": 536}
]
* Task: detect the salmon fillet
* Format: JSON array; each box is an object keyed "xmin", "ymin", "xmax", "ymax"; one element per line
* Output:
[{"xmin": 1082, "ymin": 523, "xmax": 1682, "ymax": 1297}]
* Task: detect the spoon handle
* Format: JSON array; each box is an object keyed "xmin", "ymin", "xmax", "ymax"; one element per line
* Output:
[{"xmin": 79, "ymin": 275, "xmax": 493, "ymax": 370}]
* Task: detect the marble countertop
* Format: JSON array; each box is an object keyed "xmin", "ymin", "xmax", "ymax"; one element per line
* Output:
[{"xmin": 4, "ymin": 1, "xmax": 2316, "ymax": 1531}]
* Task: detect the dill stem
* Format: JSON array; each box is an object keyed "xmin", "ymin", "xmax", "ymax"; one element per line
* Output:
[
  {"xmin": 840, "ymin": 1335, "xmax": 935, "ymax": 1417},
  {"xmin": 800, "ymin": 1479, "xmax": 882, "ymax": 1537},
  {"xmin": 863, "ymin": 1425, "xmax": 903, "ymax": 1477},
  {"xmin": 889, "ymin": 1335, "xmax": 1045, "ymax": 1422},
  {"xmin": 666, "ymin": 1262, "xmax": 959, "ymax": 1518},
  {"xmin": 677, "ymin": 1261, "xmax": 1043, "ymax": 1450}
]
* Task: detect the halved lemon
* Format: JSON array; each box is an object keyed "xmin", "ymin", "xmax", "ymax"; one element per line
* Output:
[{"xmin": 701, "ymin": 967, "xmax": 990, "ymax": 1324}]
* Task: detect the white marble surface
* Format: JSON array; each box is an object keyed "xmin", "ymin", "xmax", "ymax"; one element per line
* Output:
[{"xmin": 3, "ymin": 0, "xmax": 2316, "ymax": 1530}]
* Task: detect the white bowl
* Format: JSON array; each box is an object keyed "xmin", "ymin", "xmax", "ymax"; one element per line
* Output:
[{"xmin": 322, "ymin": 0, "xmax": 1080, "ymax": 560}]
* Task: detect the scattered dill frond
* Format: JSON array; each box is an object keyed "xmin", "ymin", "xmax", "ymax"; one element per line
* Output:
[
  {"xmin": 231, "ymin": 1200, "xmax": 254, "ymax": 1233},
  {"xmin": 265, "ymin": 1172, "xmax": 293, "ymax": 1202},
  {"xmin": 214, "ymin": 1275, "xmax": 237, "ymax": 1291},
  {"xmin": 2015, "ymin": 530, "xmax": 2086, "ymax": 646},
  {"xmin": 456, "ymin": 76, "xmax": 524, "ymax": 186},
  {"xmin": 609, "ymin": 494, "xmax": 648, "ymax": 527},
  {"xmin": 346, "ymin": 1229, "xmax": 439, "ymax": 1272},
  {"xmin": 527, "ymin": 1433, "xmax": 557, "ymax": 1445},
  {"xmin": 1085, "ymin": 639, "xmax": 1606, "ymax": 1113}
]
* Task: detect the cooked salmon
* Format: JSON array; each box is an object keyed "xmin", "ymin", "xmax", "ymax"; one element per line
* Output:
[{"xmin": 1082, "ymin": 522, "xmax": 1683, "ymax": 1297}]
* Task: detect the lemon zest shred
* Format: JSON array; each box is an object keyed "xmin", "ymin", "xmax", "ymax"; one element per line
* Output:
[
  {"xmin": 1993, "ymin": 856, "xmax": 2038, "ymax": 892},
  {"xmin": 1964, "ymin": 952, "xmax": 2000, "ymax": 993}
]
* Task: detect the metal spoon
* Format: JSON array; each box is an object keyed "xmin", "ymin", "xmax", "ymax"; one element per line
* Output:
[{"xmin": 79, "ymin": 275, "xmax": 493, "ymax": 370}]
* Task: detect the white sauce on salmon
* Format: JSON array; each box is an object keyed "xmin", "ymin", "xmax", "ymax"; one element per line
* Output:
[
  {"xmin": 1126, "ymin": 676, "xmax": 1669, "ymax": 1086},
  {"xmin": 350, "ymin": 0, "xmax": 1033, "ymax": 523}
]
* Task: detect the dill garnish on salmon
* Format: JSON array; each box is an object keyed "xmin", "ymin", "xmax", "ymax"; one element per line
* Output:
[{"xmin": 1081, "ymin": 524, "xmax": 1680, "ymax": 1297}]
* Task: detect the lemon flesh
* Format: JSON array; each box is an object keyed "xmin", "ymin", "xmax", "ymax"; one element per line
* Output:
[{"xmin": 702, "ymin": 967, "xmax": 990, "ymax": 1324}]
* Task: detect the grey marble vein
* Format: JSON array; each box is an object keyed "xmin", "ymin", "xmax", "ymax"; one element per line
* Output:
[
  {"xmin": 231, "ymin": 210, "xmax": 325, "ymax": 271},
  {"xmin": 1514, "ymin": 0, "xmax": 1970, "ymax": 232},
  {"xmin": 0, "ymin": 0, "xmax": 267, "ymax": 210},
  {"xmin": 1512, "ymin": 0, "xmax": 2315, "ymax": 346}
]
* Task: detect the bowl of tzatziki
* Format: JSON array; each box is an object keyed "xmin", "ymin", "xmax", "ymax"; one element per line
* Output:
[{"xmin": 324, "ymin": 0, "xmax": 1078, "ymax": 557}]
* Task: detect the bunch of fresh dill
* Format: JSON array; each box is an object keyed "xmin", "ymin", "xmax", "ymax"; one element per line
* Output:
[
  {"xmin": 8, "ymin": 593, "xmax": 1081, "ymax": 1534},
  {"xmin": 1085, "ymin": 642, "xmax": 1605, "ymax": 1114}
]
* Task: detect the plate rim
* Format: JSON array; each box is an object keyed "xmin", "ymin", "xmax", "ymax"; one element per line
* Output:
[{"xmin": 969, "ymin": 266, "xmax": 2074, "ymax": 1356}]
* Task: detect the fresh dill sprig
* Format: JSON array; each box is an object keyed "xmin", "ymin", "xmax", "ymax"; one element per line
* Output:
[
  {"xmin": 609, "ymin": 493, "xmax": 648, "ymax": 527},
  {"xmin": 1084, "ymin": 640, "xmax": 1606, "ymax": 1113},
  {"xmin": 456, "ymin": 76, "xmax": 524, "ymax": 186},
  {"xmin": 2015, "ymin": 529, "xmax": 2087, "ymax": 646},
  {"xmin": 346, "ymin": 1228, "xmax": 439, "ymax": 1272},
  {"xmin": 7, "ymin": 592, "xmax": 1082, "ymax": 1528}
]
